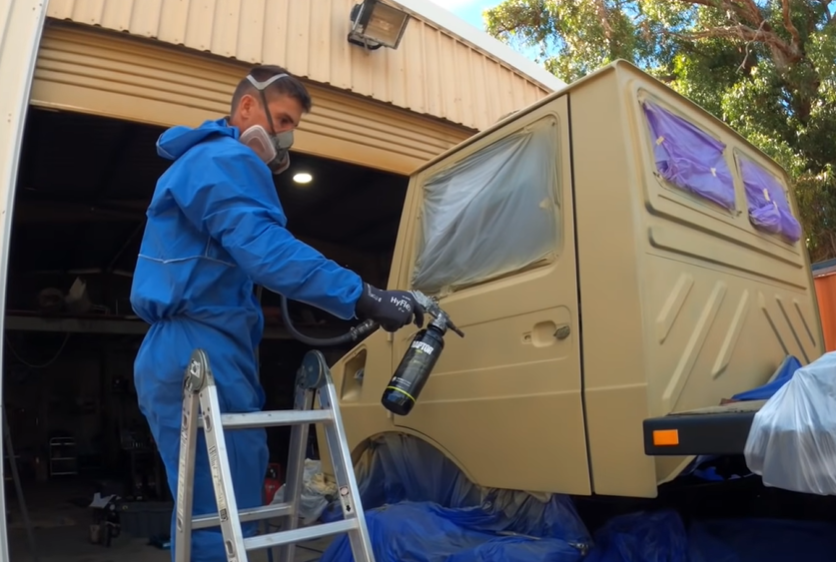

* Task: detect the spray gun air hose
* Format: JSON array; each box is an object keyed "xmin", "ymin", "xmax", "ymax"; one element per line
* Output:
[
  {"xmin": 279, "ymin": 294, "xmax": 379, "ymax": 347},
  {"xmin": 279, "ymin": 291, "xmax": 463, "ymax": 347}
]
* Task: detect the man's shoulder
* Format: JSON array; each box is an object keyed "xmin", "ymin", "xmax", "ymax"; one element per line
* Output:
[
  {"xmin": 184, "ymin": 134, "xmax": 256, "ymax": 163},
  {"xmin": 162, "ymin": 134, "xmax": 273, "ymax": 195},
  {"xmin": 156, "ymin": 136, "xmax": 251, "ymax": 188}
]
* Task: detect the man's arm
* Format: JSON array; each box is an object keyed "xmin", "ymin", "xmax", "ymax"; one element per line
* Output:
[{"xmin": 172, "ymin": 142, "xmax": 363, "ymax": 320}]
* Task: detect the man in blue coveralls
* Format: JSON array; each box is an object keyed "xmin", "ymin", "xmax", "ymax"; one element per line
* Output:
[{"xmin": 130, "ymin": 65, "xmax": 426, "ymax": 561}]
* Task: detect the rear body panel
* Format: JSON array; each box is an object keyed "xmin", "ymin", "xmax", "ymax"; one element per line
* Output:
[{"xmin": 573, "ymin": 64, "xmax": 822, "ymax": 496}]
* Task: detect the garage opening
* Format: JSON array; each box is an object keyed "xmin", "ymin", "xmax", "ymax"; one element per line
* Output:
[{"xmin": 4, "ymin": 107, "xmax": 407, "ymax": 557}]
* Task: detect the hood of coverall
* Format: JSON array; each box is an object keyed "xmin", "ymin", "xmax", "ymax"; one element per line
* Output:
[{"xmin": 155, "ymin": 118, "xmax": 238, "ymax": 161}]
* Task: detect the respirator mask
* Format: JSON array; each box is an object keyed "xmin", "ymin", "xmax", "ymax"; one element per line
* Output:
[
  {"xmin": 239, "ymin": 73, "xmax": 296, "ymax": 175},
  {"xmin": 240, "ymin": 125, "xmax": 293, "ymax": 175}
]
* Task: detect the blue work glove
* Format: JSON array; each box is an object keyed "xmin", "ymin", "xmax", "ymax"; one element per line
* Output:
[{"xmin": 355, "ymin": 284, "xmax": 425, "ymax": 333}]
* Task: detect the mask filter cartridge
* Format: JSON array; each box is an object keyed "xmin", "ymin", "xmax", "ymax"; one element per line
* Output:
[{"xmin": 239, "ymin": 125, "xmax": 293, "ymax": 175}]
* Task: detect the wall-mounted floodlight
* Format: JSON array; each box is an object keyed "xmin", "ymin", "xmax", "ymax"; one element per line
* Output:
[{"xmin": 348, "ymin": 0, "xmax": 411, "ymax": 50}]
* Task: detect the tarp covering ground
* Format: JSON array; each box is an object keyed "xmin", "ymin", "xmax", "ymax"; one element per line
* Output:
[{"xmin": 318, "ymin": 354, "xmax": 836, "ymax": 561}]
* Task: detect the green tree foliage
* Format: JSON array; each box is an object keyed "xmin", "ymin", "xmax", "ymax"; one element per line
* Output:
[{"xmin": 485, "ymin": 0, "xmax": 836, "ymax": 261}]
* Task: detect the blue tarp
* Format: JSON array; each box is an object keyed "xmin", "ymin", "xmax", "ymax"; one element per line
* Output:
[
  {"xmin": 319, "ymin": 356, "xmax": 836, "ymax": 561},
  {"xmin": 580, "ymin": 510, "xmax": 688, "ymax": 562},
  {"xmin": 688, "ymin": 518, "xmax": 836, "ymax": 562},
  {"xmin": 730, "ymin": 355, "xmax": 801, "ymax": 402},
  {"xmin": 321, "ymin": 502, "xmax": 585, "ymax": 562},
  {"xmin": 320, "ymin": 433, "xmax": 591, "ymax": 561},
  {"xmin": 318, "ymin": 434, "xmax": 688, "ymax": 562},
  {"xmin": 320, "ymin": 432, "xmax": 591, "ymax": 549},
  {"xmin": 322, "ymin": 502, "xmax": 836, "ymax": 562}
]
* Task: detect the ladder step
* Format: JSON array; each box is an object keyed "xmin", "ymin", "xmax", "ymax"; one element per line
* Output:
[
  {"xmin": 198, "ymin": 410, "xmax": 334, "ymax": 430},
  {"xmin": 243, "ymin": 519, "xmax": 361, "ymax": 551},
  {"xmin": 192, "ymin": 502, "xmax": 293, "ymax": 530}
]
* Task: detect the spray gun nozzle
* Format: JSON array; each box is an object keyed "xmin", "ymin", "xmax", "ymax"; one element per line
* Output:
[
  {"xmin": 448, "ymin": 322, "xmax": 465, "ymax": 338},
  {"xmin": 410, "ymin": 290, "xmax": 464, "ymax": 338}
]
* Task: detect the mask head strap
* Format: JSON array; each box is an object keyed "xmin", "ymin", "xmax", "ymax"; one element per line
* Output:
[{"xmin": 245, "ymin": 73, "xmax": 290, "ymax": 134}]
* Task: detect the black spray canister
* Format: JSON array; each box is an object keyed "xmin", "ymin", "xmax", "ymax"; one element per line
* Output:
[{"xmin": 381, "ymin": 323, "xmax": 446, "ymax": 416}]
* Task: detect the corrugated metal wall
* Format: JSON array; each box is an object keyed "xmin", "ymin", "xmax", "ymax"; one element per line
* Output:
[
  {"xmin": 32, "ymin": 25, "xmax": 472, "ymax": 174},
  {"xmin": 45, "ymin": 0, "xmax": 550, "ymax": 131}
]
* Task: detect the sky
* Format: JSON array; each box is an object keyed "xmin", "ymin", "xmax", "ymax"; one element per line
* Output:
[
  {"xmin": 426, "ymin": 0, "xmax": 500, "ymax": 30},
  {"xmin": 426, "ymin": 0, "xmax": 543, "ymax": 63}
]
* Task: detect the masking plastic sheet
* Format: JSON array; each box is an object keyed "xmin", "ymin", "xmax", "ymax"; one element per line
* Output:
[{"xmin": 411, "ymin": 116, "xmax": 559, "ymax": 294}]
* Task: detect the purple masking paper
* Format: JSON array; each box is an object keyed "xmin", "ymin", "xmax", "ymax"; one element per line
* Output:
[
  {"xmin": 739, "ymin": 155, "xmax": 802, "ymax": 242},
  {"xmin": 643, "ymin": 101, "xmax": 736, "ymax": 211}
]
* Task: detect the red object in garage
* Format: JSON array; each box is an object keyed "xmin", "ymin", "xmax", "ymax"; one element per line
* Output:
[{"xmin": 264, "ymin": 463, "xmax": 283, "ymax": 504}]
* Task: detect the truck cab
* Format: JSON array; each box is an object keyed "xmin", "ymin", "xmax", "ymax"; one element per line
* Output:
[{"xmin": 318, "ymin": 60, "xmax": 823, "ymax": 499}]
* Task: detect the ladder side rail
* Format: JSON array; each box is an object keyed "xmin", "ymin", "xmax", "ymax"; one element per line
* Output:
[
  {"xmin": 319, "ymin": 373, "xmax": 375, "ymax": 562},
  {"xmin": 274, "ymin": 382, "xmax": 315, "ymax": 562},
  {"xmin": 174, "ymin": 366, "xmax": 201, "ymax": 562},
  {"xmin": 200, "ymin": 373, "xmax": 251, "ymax": 562}
]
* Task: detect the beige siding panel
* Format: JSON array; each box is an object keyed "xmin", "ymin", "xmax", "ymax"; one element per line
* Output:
[
  {"xmin": 45, "ymin": 0, "xmax": 552, "ymax": 130},
  {"xmin": 31, "ymin": 25, "xmax": 472, "ymax": 174}
]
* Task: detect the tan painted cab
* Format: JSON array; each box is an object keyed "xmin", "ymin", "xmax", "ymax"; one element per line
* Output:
[{"xmin": 321, "ymin": 61, "xmax": 824, "ymax": 499}]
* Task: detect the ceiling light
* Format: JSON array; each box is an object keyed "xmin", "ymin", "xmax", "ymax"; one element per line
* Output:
[
  {"xmin": 348, "ymin": 0, "xmax": 410, "ymax": 50},
  {"xmin": 293, "ymin": 172, "xmax": 313, "ymax": 184}
]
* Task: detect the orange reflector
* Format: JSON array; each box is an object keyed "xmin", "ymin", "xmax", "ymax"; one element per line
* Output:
[{"xmin": 652, "ymin": 429, "xmax": 679, "ymax": 447}]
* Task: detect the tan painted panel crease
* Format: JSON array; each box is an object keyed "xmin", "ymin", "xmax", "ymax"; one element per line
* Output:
[
  {"xmin": 31, "ymin": 25, "xmax": 473, "ymax": 174},
  {"xmin": 45, "ymin": 0, "xmax": 552, "ymax": 130}
]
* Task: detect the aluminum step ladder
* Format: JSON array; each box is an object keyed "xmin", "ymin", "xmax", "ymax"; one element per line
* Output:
[{"xmin": 174, "ymin": 348, "xmax": 375, "ymax": 562}]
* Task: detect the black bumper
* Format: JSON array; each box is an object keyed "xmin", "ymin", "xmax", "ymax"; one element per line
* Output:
[{"xmin": 643, "ymin": 401, "xmax": 765, "ymax": 456}]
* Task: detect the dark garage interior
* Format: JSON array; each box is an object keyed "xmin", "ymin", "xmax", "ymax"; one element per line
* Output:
[{"xmin": 3, "ymin": 107, "xmax": 408, "ymax": 560}]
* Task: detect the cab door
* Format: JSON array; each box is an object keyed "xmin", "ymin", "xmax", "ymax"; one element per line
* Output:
[
  {"xmin": 0, "ymin": 0, "xmax": 50, "ymax": 558},
  {"xmin": 388, "ymin": 96, "xmax": 590, "ymax": 495}
]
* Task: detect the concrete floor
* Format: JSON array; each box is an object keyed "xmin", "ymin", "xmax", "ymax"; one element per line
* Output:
[{"xmin": 5, "ymin": 480, "xmax": 332, "ymax": 562}]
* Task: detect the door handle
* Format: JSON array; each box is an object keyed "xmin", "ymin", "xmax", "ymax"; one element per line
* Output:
[{"xmin": 526, "ymin": 321, "xmax": 571, "ymax": 347}]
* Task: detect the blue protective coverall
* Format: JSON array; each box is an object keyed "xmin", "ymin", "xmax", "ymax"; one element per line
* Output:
[{"xmin": 130, "ymin": 118, "xmax": 364, "ymax": 561}]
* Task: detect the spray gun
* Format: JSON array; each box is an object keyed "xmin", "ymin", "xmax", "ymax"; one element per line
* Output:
[
  {"xmin": 279, "ymin": 290, "xmax": 463, "ymax": 416},
  {"xmin": 380, "ymin": 291, "xmax": 465, "ymax": 416}
]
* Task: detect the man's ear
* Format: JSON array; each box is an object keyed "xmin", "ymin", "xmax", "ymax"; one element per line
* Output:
[{"xmin": 238, "ymin": 94, "xmax": 257, "ymax": 119}]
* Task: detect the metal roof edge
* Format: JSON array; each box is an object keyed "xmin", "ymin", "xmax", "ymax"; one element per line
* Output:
[{"xmin": 390, "ymin": 0, "xmax": 567, "ymax": 92}]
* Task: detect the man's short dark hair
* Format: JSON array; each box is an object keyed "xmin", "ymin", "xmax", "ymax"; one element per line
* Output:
[{"xmin": 231, "ymin": 65, "xmax": 313, "ymax": 114}]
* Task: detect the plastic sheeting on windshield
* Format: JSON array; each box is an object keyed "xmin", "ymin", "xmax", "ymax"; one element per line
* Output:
[
  {"xmin": 642, "ymin": 101, "xmax": 737, "ymax": 210},
  {"xmin": 411, "ymin": 116, "xmax": 560, "ymax": 295},
  {"xmin": 738, "ymin": 155, "xmax": 802, "ymax": 243},
  {"xmin": 744, "ymin": 351, "xmax": 836, "ymax": 495}
]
